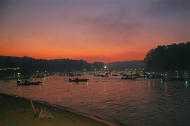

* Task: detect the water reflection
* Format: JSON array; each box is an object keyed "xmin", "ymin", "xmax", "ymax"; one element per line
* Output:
[
  {"xmin": 185, "ymin": 80, "xmax": 189, "ymax": 88},
  {"xmin": 0, "ymin": 76, "xmax": 190, "ymax": 126}
]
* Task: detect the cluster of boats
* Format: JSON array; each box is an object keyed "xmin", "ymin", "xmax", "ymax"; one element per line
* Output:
[
  {"xmin": 15, "ymin": 71, "xmax": 189, "ymax": 86},
  {"xmin": 16, "ymin": 78, "xmax": 89, "ymax": 86}
]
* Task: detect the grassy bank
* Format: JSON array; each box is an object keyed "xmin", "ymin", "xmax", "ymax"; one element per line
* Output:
[{"xmin": 0, "ymin": 93, "xmax": 112, "ymax": 126}]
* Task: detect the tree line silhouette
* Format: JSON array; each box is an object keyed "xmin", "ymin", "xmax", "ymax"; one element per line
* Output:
[
  {"xmin": 1, "ymin": 41, "xmax": 189, "ymax": 76},
  {"xmin": 0, "ymin": 56, "xmax": 104, "ymax": 76},
  {"xmin": 144, "ymin": 42, "xmax": 190, "ymax": 72}
]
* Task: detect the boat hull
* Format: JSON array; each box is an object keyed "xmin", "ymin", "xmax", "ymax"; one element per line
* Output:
[
  {"xmin": 69, "ymin": 78, "xmax": 89, "ymax": 82},
  {"xmin": 17, "ymin": 81, "xmax": 42, "ymax": 86}
]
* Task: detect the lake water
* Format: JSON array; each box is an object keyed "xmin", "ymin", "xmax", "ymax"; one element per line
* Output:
[{"xmin": 0, "ymin": 75, "xmax": 190, "ymax": 126}]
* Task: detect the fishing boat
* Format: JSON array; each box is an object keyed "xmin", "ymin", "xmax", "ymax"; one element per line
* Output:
[
  {"xmin": 121, "ymin": 75, "xmax": 137, "ymax": 80},
  {"xmin": 94, "ymin": 73, "xmax": 109, "ymax": 77},
  {"xmin": 69, "ymin": 78, "xmax": 89, "ymax": 82},
  {"xmin": 17, "ymin": 80, "xmax": 42, "ymax": 86}
]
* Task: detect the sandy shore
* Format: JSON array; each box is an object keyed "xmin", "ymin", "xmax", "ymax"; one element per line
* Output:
[{"xmin": 0, "ymin": 93, "xmax": 115, "ymax": 126}]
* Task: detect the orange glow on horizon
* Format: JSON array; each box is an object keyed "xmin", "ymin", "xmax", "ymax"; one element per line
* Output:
[
  {"xmin": 1, "ymin": 0, "xmax": 189, "ymax": 62},
  {"xmin": 0, "ymin": 36, "xmax": 149, "ymax": 62}
]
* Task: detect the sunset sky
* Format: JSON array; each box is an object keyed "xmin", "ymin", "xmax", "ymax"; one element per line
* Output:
[{"xmin": 0, "ymin": 0, "xmax": 190, "ymax": 62}]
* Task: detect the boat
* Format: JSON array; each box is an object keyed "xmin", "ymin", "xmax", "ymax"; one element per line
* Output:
[
  {"xmin": 112, "ymin": 73, "xmax": 120, "ymax": 76},
  {"xmin": 94, "ymin": 73, "xmax": 109, "ymax": 77},
  {"xmin": 69, "ymin": 78, "xmax": 89, "ymax": 82},
  {"xmin": 17, "ymin": 80, "xmax": 42, "ymax": 86},
  {"xmin": 121, "ymin": 75, "xmax": 137, "ymax": 80}
]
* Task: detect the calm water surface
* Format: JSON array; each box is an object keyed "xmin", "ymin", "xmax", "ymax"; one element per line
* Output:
[{"xmin": 0, "ymin": 75, "xmax": 190, "ymax": 126}]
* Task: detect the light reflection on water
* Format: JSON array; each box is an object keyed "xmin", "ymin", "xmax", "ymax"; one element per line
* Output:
[{"xmin": 0, "ymin": 75, "xmax": 190, "ymax": 126}]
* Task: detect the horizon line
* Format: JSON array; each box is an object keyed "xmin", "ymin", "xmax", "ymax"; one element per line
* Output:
[{"xmin": 0, "ymin": 55, "xmax": 144, "ymax": 63}]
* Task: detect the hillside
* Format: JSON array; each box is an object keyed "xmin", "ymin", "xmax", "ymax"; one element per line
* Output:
[{"xmin": 107, "ymin": 60, "xmax": 145, "ymax": 71}]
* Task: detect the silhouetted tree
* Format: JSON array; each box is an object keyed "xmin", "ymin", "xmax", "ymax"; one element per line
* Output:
[{"xmin": 144, "ymin": 42, "xmax": 190, "ymax": 71}]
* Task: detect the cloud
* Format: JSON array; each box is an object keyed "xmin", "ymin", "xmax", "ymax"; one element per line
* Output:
[
  {"xmin": 144, "ymin": 0, "xmax": 190, "ymax": 41},
  {"xmin": 78, "ymin": 11, "xmax": 142, "ymax": 44},
  {"xmin": 148, "ymin": 0, "xmax": 190, "ymax": 16}
]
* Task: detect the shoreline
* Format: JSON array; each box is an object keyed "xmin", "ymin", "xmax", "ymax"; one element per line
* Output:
[{"xmin": 0, "ymin": 93, "xmax": 116, "ymax": 126}]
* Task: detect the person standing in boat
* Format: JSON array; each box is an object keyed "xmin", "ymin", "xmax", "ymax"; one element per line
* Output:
[{"xmin": 17, "ymin": 73, "xmax": 21, "ymax": 85}]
